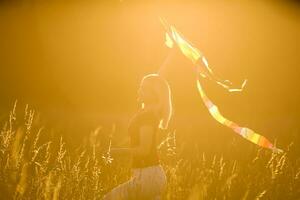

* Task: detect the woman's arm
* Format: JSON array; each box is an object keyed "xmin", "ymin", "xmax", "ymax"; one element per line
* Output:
[
  {"xmin": 132, "ymin": 125, "xmax": 154, "ymax": 156},
  {"xmin": 110, "ymin": 125, "xmax": 154, "ymax": 157},
  {"xmin": 110, "ymin": 147, "xmax": 131, "ymax": 156}
]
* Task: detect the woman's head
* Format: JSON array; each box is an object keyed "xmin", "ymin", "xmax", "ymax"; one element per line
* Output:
[{"xmin": 138, "ymin": 74, "xmax": 172, "ymax": 129}]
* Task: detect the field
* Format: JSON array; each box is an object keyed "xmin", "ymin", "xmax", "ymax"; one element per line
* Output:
[{"xmin": 0, "ymin": 102, "xmax": 299, "ymax": 200}]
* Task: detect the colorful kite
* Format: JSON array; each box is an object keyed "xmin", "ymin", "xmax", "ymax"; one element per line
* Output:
[{"xmin": 160, "ymin": 18, "xmax": 283, "ymax": 153}]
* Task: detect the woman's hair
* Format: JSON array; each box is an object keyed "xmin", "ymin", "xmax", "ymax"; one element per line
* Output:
[{"xmin": 140, "ymin": 74, "xmax": 173, "ymax": 130}]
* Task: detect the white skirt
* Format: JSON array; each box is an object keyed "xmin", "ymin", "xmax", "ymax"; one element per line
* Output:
[{"xmin": 103, "ymin": 165, "xmax": 167, "ymax": 200}]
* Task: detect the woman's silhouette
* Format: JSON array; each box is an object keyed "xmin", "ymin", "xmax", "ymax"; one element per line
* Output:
[{"xmin": 103, "ymin": 73, "xmax": 172, "ymax": 200}]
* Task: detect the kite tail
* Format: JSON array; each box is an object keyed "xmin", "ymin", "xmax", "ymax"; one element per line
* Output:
[
  {"xmin": 196, "ymin": 78, "xmax": 282, "ymax": 153},
  {"xmin": 160, "ymin": 18, "xmax": 282, "ymax": 153},
  {"xmin": 161, "ymin": 17, "xmax": 247, "ymax": 92}
]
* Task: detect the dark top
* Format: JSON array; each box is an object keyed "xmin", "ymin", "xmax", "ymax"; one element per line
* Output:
[{"xmin": 128, "ymin": 110, "xmax": 160, "ymax": 168}]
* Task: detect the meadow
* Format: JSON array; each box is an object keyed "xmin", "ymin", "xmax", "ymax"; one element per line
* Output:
[{"xmin": 0, "ymin": 102, "xmax": 299, "ymax": 200}]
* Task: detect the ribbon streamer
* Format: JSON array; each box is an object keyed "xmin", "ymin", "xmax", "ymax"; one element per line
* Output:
[
  {"xmin": 160, "ymin": 19, "xmax": 282, "ymax": 153},
  {"xmin": 160, "ymin": 18, "xmax": 247, "ymax": 92},
  {"xmin": 196, "ymin": 79, "xmax": 282, "ymax": 153}
]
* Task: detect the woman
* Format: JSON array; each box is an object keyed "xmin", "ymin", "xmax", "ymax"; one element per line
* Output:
[{"xmin": 103, "ymin": 73, "xmax": 173, "ymax": 200}]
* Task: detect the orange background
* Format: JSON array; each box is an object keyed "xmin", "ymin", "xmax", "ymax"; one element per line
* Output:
[{"xmin": 0, "ymin": 0, "xmax": 299, "ymax": 153}]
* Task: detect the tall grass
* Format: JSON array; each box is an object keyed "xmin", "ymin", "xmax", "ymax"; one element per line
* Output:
[{"xmin": 0, "ymin": 102, "xmax": 299, "ymax": 199}]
